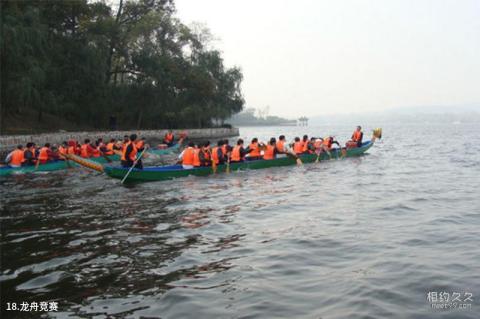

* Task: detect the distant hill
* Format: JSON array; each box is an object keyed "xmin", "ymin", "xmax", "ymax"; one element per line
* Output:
[{"xmin": 227, "ymin": 108, "xmax": 296, "ymax": 126}]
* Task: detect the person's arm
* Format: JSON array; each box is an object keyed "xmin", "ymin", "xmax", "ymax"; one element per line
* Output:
[
  {"xmin": 5, "ymin": 151, "xmax": 13, "ymax": 163},
  {"xmin": 359, "ymin": 132, "xmax": 363, "ymax": 143},
  {"xmin": 178, "ymin": 150, "xmax": 185, "ymax": 160},
  {"xmin": 217, "ymin": 148, "xmax": 224, "ymax": 163},
  {"xmin": 125, "ymin": 144, "xmax": 133, "ymax": 160}
]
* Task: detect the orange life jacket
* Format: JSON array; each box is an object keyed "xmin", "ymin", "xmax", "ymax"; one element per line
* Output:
[
  {"xmin": 352, "ymin": 131, "xmax": 362, "ymax": 142},
  {"xmin": 80, "ymin": 144, "xmax": 91, "ymax": 158},
  {"xmin": 92, "ymin": 147, "xmax": 101, "ymax": 157},
  {"xmin": 164, "ymin": 133, "xmax": 174, "ymax": 143},
  {"xmin": 135, "ymin": 140, "xmax": 145, "ymax": 150},
  {"xmin": 67, "ymin": 146, "xmax": 76, "ymax": 155},
  {"xmin": 121, "ymin": 141, "xmax": 137, "ymax": 161},
  {"xmin": 314, "ymin": 139, "xmax": 323, "ymax": 149},
  {"xmin": 203, "ymin": 148, "xmax": 211, "ymax": 161},
  {"xmin": 302, "ymin": 140, "xmax": 309, "ymax": 153},
  {"xmin": 263, "ymin": 144, "xmax": 275, "ymax": 160},
  {"xmin": 323, "ymin": 137, "xmax": 333, "ymax": 150},
  {"xmin": 58, "ymin": 146, "xmax": 67, "ymax": 155},
  {"xmin": 293, "ymin": 141, "xmax": 304, "ymax": 154},
  {"xmin": 231, "ymin": 145, "xmax": 242, "ymax": 161},
  {"xmin": 193, "ymin": 148, "xmax": 201, "ymax": 167},
  {"xmin": 104, "ymin": 142, "xmax": 115, "ymax": 155},
  {"xmin": 222, "ymin": 145, "xmax": 228, "ymax": 157},
  {"xmin": 10, "ymin": 149, "xmax": 25, "ymax": 166},
  {"xmin": 276, "ymin": 140, "xmax": 285, "ymax": 153},
  {"xmin": 38, "ymin": 147, "xmax": 50, "ymax": 161},
  {"xmin": 182, "ymin": 147, "xmax": 195, "ymax": 165},
  {"xmin": 211, "ymin": 146, "xmax": 220, "ymax": 164},
  {"xmin": 249, "ymin": 142, "xmax": 261, "ymax": 157}
]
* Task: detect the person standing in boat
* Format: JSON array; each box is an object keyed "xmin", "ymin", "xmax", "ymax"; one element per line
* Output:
[
  {"xmin": 5, "ymin": 145, "xmax": 25, "ymax": 167},
  {"xmin": 121, "ymin": 134, "xmax": 142, "ymax": 169},
  {"xmin": 163, "ymin": 130, "xmax": 175, "ymax": 147}
]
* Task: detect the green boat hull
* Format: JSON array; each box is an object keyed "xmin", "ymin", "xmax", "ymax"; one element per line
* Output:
[
  {"xmin": 104, "ymin": 141, "xmax": 374, "ymax": 183},
  {"xmin": 0, "ymin": 154, "xmax": 120, "ymax": 176}
]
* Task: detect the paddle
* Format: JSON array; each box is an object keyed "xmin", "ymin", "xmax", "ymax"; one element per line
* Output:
[
  {"xmin": 59, "ymin": 154, "xmax": 72, "ymax": 168},
  {"xmin": 34, "ymin": 158, "xmax": 40, "ymax": 171},
  {"xmin": 226, "ymin": 158, "xmax": 230, "ymax": 173},
  {"xmin": 121, "ymin": 147, "xmax": 148, "ymax": 184}
]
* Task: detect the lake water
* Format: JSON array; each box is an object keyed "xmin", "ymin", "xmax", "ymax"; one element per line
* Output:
[{"xmin": 1, "ymin": 123, "xmax": 479, "ymax": 318}]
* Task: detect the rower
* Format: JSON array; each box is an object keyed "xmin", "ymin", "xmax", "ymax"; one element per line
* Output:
[
  {"xmin": 293, "ymin": 137, "xmax": 304, "ymax": 155},
  {"xmin": 276, "ymin": 135, "xmax": 287, "ymax": 154},
  {"xmin": 211, "ymin": 140, "xmax": 224, "ymax": 165},
  {"xmin": 23, "ymin": 142, "xmax": 37, "ymax": 165},
  {"xmin": 230, "ymin": 139, "xmax": 247, "ymax": 163},
  {"xmin": 163, "ymin": 130, "xmax": 175, "ymax": 146},
  {"xmin": 199, "ymin": 141, "xmax": 211, "ymax": 166},
  {"xmin": 105, "ymin": 138, "xmax": 117, "ymax": 155},
  {"xmin": 37, "ymin": 143, "xmax": 52, "ymax": 164},
  {"xmin": 179, "ymin": 142, "xmax": 195, "ymax": 169},
  {"xmin": 302, "ymin": 135, "xmax": 310, "ymax": 153},
  {"xmin": 67, "ymin": 140, "xmax": 79, "ymax": 155},
  {"xmin": 5, "ymin": 145, "xmax": 25, "ymax": 168},
  {"xmin": 248, "ymin": 138, "xmax": 262, "ymax": 160},
  {"xmin": 121, "ymin": 134, "xmax": 142, "ymax": 169},
  {"xmin": 350, "ymin": 126, "xmax": 363, "ymax": 147},
  {"xmin": 121, "ymin": 135, "xmax": 129, "ymax": 152},
  {"xmin": 222, "ymin": 140, "xmax": 231, "ymax": 162},
  {"xmin": 80, "ymin": 139, "xmax": 96, "ymax": 158},
  {"xmin": 323, "ymin": 136, "xmax": 340, "ymax": 151},
  {"xmin": 263, "ymin": 138, "xmax": 276, "ymax": 160},
  {"xmin": 58, "ymin": 142, "xmax": 68, "ymax": 156}
]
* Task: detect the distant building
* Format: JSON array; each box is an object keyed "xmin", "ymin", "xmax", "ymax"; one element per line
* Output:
[{"xmin": 298, "ymin": 116, "xmax": 308, "ymax": 126}]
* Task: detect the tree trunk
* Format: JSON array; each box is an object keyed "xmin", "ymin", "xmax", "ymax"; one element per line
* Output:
[{"xmin": 105, "ymin": 0, "xmax": 123, "ymax": 84}]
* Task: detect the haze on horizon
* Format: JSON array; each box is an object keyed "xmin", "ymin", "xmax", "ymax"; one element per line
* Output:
[{"xmin": 175, "ymin": 0, "xmax": 480, "ymax": 118}]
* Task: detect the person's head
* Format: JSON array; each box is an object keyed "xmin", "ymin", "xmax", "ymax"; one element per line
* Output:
[
  {"xmin": 129, "ymin": 134, "xmax": 137, "ymax": 142},
  {"xmin": 294, "ymin": 137, "xmax": 300, "ymax": 142},
  {"xmin": 45, "ymin": 143, "xmax": 51, "ymax": 148},
  {"xmin": 237, "ymin": 138, "xmax": 244, "ymax": 146},
  {"xmin": 110, "ymin": 138, "xmax": 116, "ymax": 143},
  {"xmin": 62, "ymin": 141, "xmax": 68, "ymax": 146},
  {"xmin": 203, "ymin": 141, "xmax": 210, "ymax": 148},
  {"xmin": 97, "ymin": 138, "xmax": 103, "ymax": 143},
  {"xmin": 223, "ymin": 139, "xmax": 230, "ymax": 146},
  {"xmin": 141, "ymin": 137, "xmax": 146, "ymax": 141},
  {"xmin": 26, "ymin": 142, "xmax": 33, "ymax": 148},
  {"xmin": 279, "ymin": 135, "xmax": 285, "ymax": 141},
  {"xmin": 123, "ymin": 135, "xmax": 129, "ymax": 141},
  {"xmin": 17, "ymin": 144, "xmax": 23, "ymax": 150},
  {"xmin": 269, "ymin": 137, "xmax": 276, "ymax": 145},
  {"xmin": 251, "ymin": 137, "xmax": 258, "ymax": 144},
  {"xmin": 188, "ymin": 141, "xmax": 194, "ymax": 148},
  {"xmin": 84, "ymin": 139, "xmax": 90, "ymax": 144},
  {"xmin": 217, "ymin": 140, "xmax": 224, "ymax": 146},
  {"xmin": 310, "ymin": 137, "xmax": 315, "ymax": 141},
  {"xmin": 303, "ymin": 135, "xmax": 308, "ymax": 141},
  {"xmin": 356, "ymin": 126, "xmax": 362, "ymax": 131}
]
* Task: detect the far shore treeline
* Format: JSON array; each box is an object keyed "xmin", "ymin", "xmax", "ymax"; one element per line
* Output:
[{"xmin": 1, "ymin": 0, "xmax": 245, "ymax": 135}]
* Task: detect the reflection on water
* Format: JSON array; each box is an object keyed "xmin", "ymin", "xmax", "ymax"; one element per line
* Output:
[{"xmin": 1, "ymin": 123, "xmax": 479, "ymax": 318}]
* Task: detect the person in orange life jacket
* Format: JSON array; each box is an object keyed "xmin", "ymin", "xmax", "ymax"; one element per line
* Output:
[
  {"xmin": 247, "ymin": 138, "xmax": 262, "ymax": 161},
  {"xmin": 50, "ymin": 146, "xmax": 61, "ymax": 161},
  {"xmin": 57, "ymin": 141, "xmax": 68, "ymax": 156},
  {"xmin": 135, "ymin": 137, "xmax": 146, "ymax": 151},
  {"xmin": 104, "ymin": 138, "xmax": 116, "ymax": 155},
  {"xmin": 80, "ymin": 139, "xmax": 96, "ymax": 158},
  {"xmin": 120, "ymin": 135, "xmax": 129, "ymax": 152},
  {"xmin": 198, "ymin": 141, "xmax": 212, "ymax": 166},
  {"xmin": 179, "ymin": 141, "xmax": 196, "ymax": 169},
  {"xmin": 350, "ymin": 126, "xmax": 363, "ymax": 147},
  {"xmin": 23, "ymin": 142, "xmax": 37, "ymax": 165},
  {"xmin": 276, "ymin": 135, "xmax": 289, "ymax": 154},
  {"xmin": 121, "ymin": 134, "xmax": 142, "ymax": 169},
  {"xmin": 323, "ymin": 136, "xmax": 340, "ymax": 150},
  {"xmin": 163, "ymin": 130, "xmax": 175, "ymax": 146},
  {"xmin": 263, "ymin": 138, "xmax": 277, "ymax": 160},
  {"xmin": 293, "ymin": 137, "xmax": 305, "ymax": 155},
  {"xmin": 211, "ymin": 140, "xmax": 225, "ymax": 165},
  {"xmin": 66, "ymin": 140, "xmax": 79, "ymax": 155},
  {"xmin": 230, "ymin": 139, "xmax": 250, "ymax": 163},
  {"xmin": 5, "ymin": 145, "xmax": 25, "ymax": 167},
  {"xmin": 222, "ymin": 139, "xmax": 232, "ymax": 162},
  {"xmin": 37, "ymin": 143, "xmax": 53, "ymax": 164}
]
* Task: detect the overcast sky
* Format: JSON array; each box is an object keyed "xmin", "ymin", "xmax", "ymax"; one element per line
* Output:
[{"xmin": 175, "ymin": 0, "xmax": 480, "ymax": 118}]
